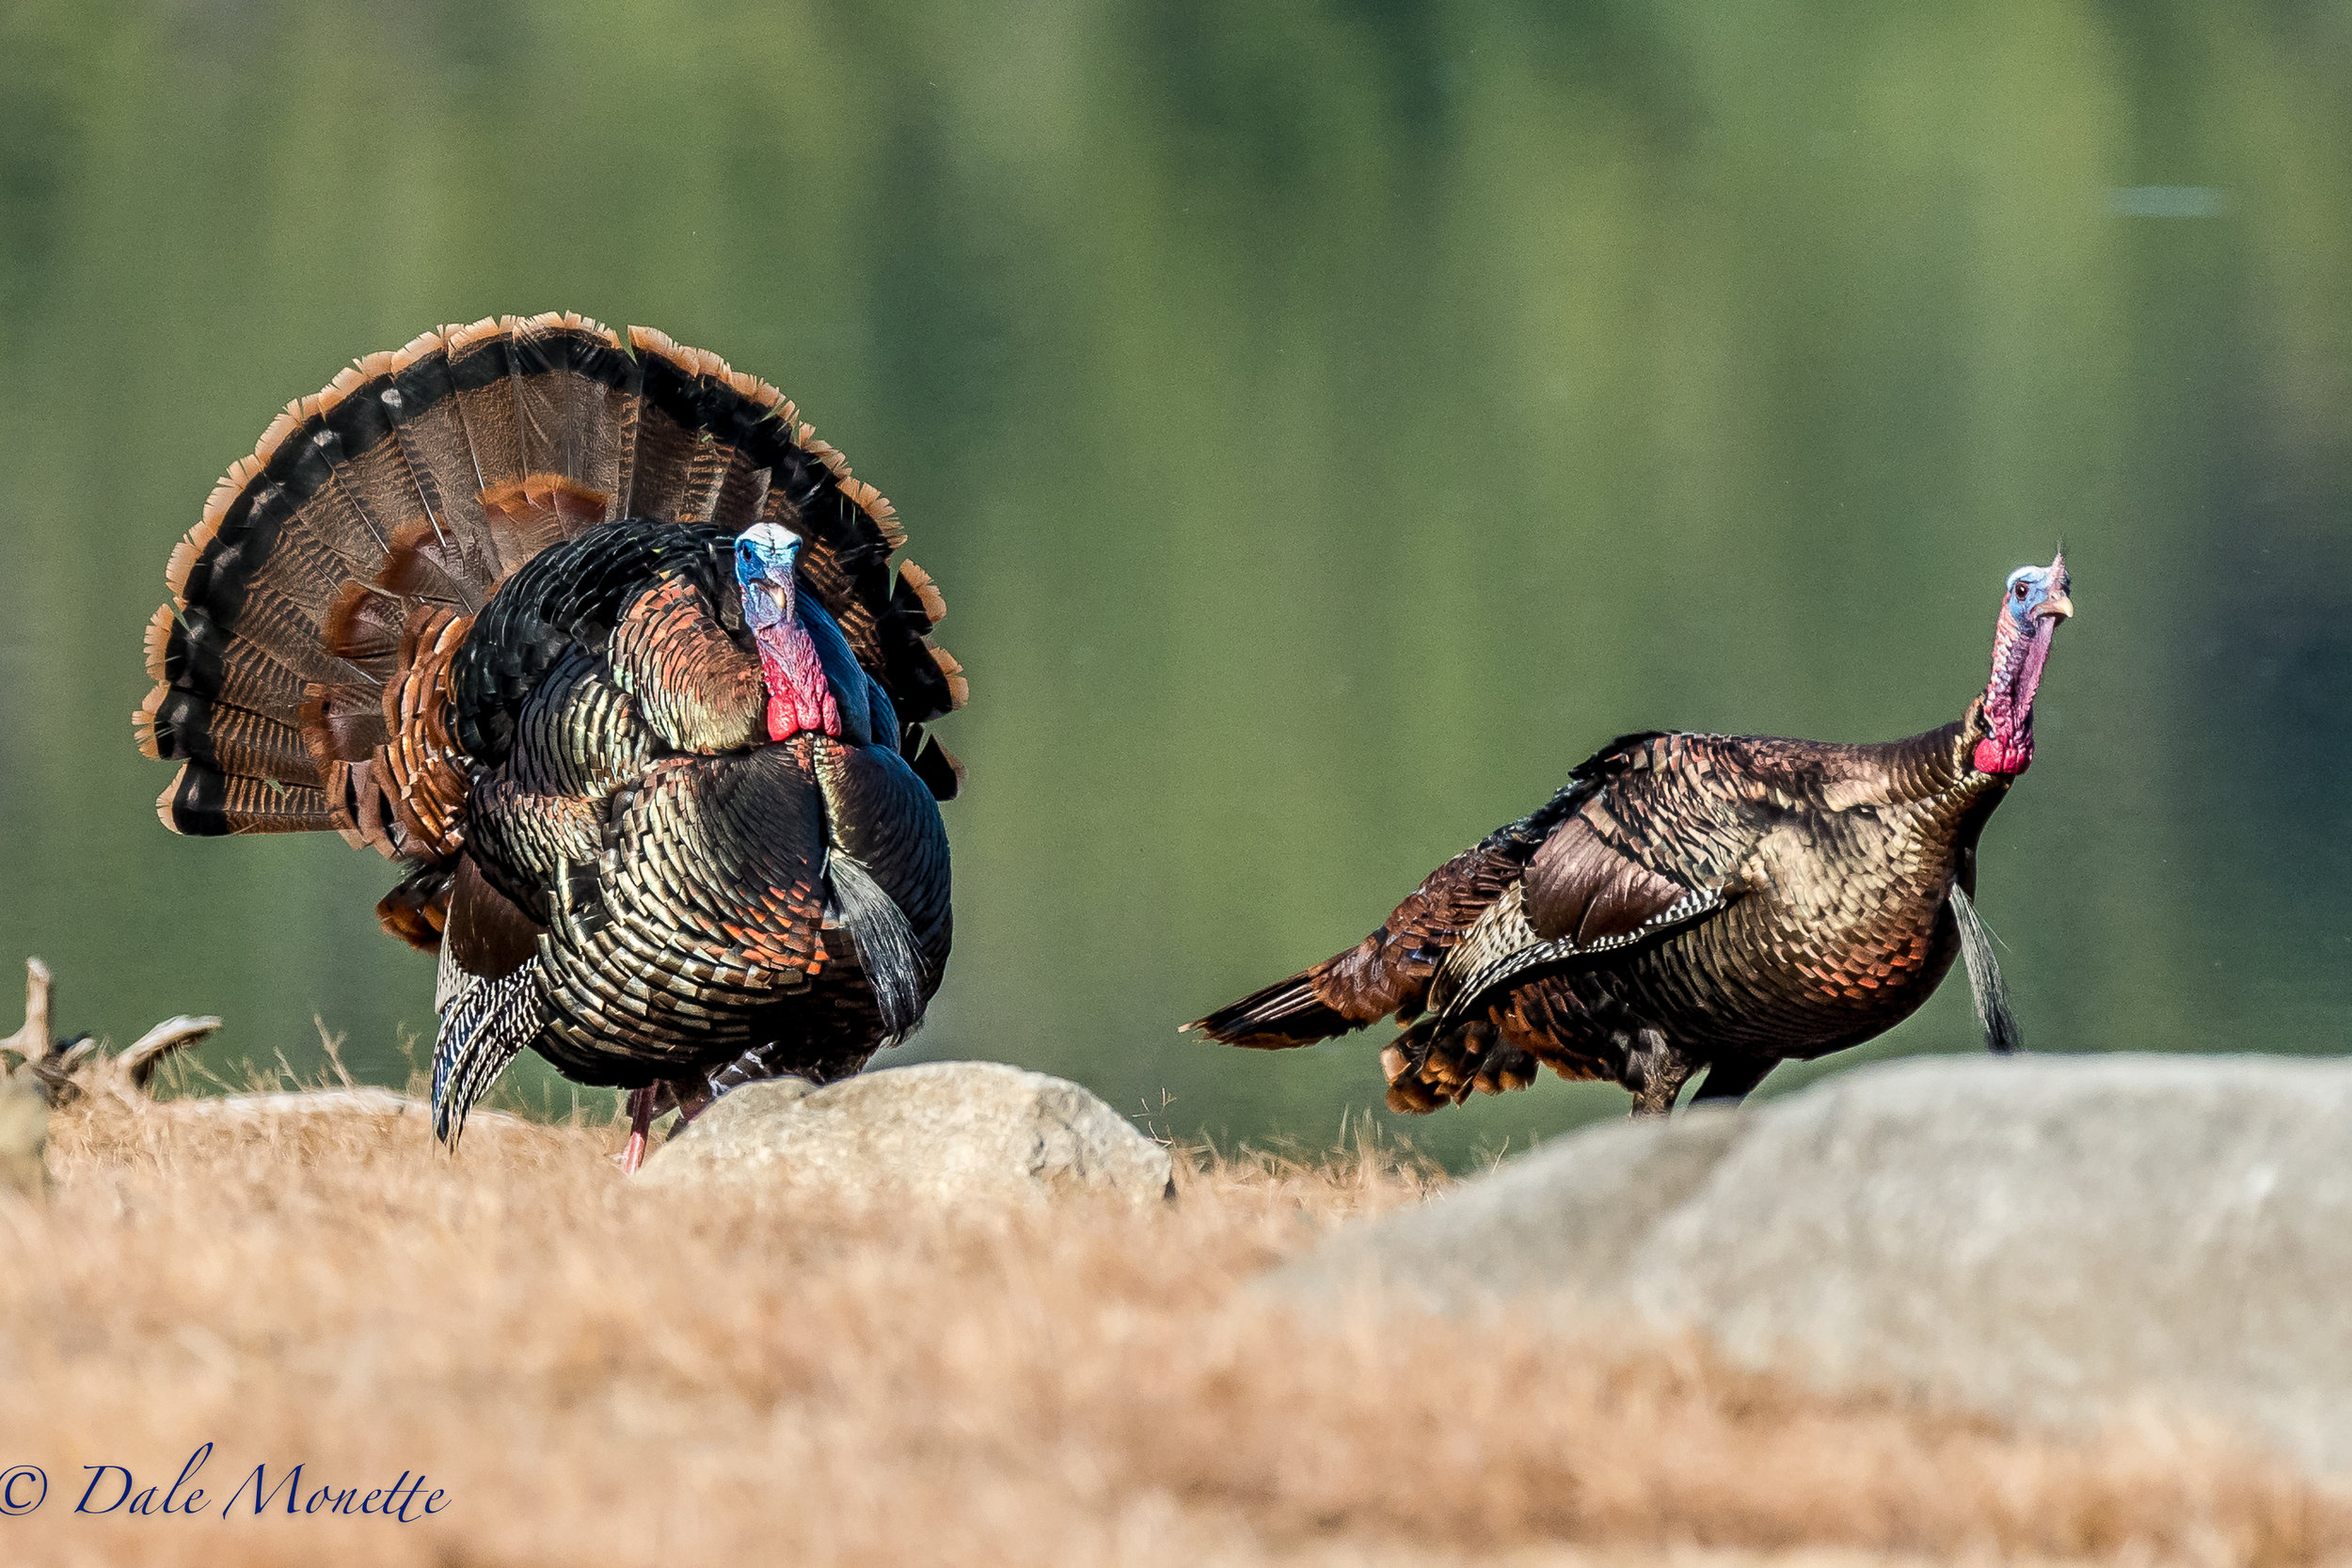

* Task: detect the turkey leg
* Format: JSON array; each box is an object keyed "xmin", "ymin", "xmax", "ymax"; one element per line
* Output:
[
  {"xmin": 1622, "ymin": 1028, "xmax": 1693, "ymax": 1117},
  {"xmin": 1690, "ymin": 1053, "xmax": 1775, "ymax": 1106},
  {"xmin": 620, "ymin": 1085, "xmax": 659, "ymax": 1174}
]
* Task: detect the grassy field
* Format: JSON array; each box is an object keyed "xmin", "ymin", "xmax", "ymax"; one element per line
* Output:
[{"xmin": 0, "ymin": 1088, "xmax": 2344, "ymax": 1568}]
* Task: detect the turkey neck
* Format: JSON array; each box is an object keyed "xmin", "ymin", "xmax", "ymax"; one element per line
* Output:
[
  {"xmin": 1737, "ymin": 719, "xmax": 2010, "ymax": 903},
  {"xmin": 1724, "ymin": 720, "xmax": 2005, "ymax": 815},
  {"xmin": 1899, "ymin": 717, "xmax": 2007, "ymax": 803},
  {"xmin": 1973, "ymin": 610, "xmax": 2052, "ymax": 775},
  {"xmin": 1869, "ymin": 718, "xmax": 2012, "ymax": 852}
]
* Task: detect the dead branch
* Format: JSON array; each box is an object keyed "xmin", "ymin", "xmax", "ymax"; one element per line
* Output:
[
  {"xmin": 118, "ymin": 1016, "xmax": 226, "ymax": 1092},
  {"xmin": 0, "ymin": 957, "xmax": 52, "ymax": 1071},
  {"xmin": 0, "ymin": 958, "xmax": 223, "ymax": 1104}
]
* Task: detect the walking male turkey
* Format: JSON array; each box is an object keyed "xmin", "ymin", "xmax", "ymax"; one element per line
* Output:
[
  {"xmin": 1192, "ymin": 556, "xmax": 2072, "ymax": 1115},
  {"xmin": 135, "ymin": 314, "xmax": 964, "ymax": 1166}
]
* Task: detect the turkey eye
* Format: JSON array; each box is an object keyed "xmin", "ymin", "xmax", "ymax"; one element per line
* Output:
[{"xmin": 2013, "ymin": 582, "xmax": 2028, "ymax": 599}]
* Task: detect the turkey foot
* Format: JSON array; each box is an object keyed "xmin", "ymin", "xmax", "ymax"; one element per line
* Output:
[
  {"xmin": 620, "ymin": 1085, "xmax": 659, "ymax": 1174},
  {"xmin": 1622, "ymin": 1028, "xmax": 1692, "ymax": 1117}
]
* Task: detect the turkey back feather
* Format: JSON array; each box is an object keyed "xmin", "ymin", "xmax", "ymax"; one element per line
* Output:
[{"xmin": 138, "ymin": 313, "xmax": 969, "ymax": 947}]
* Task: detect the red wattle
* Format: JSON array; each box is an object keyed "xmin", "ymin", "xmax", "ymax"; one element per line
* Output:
[
  {"xmin": 1973, "ymin": 735, "xmax": 2031, "ymax": 776},
  {"xmin": 756, "ymin": 621, "xmax": 841, "ymax": 741}
]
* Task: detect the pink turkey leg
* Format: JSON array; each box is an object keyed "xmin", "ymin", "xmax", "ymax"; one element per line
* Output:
[{"xmin": 621, "ymin": 1085, "xmax": 658, "ymax": 1174}]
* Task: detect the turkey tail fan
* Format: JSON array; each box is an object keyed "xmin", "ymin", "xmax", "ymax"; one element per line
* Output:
[
  {"xmin": 136, "ymin": 313, "xmax": 638, "ymax": 851},
  {"xmin": 1190, "ymin": 969, "xmax": 1359, "ymax": 1049}
]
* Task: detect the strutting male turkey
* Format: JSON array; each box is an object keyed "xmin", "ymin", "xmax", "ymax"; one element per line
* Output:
[
  {"xmin": 1192, "ymin": 557, "xmax": 2073, "ymax": 1116},
  {"xmin": 135, "ymin": 314, "xmax": 964, "ymax": 1166}
]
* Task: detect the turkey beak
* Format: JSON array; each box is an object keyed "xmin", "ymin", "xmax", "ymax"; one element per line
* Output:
[{"xmin": 2034, "ymin": 591, "xmax": 2073, "ymax": 625}]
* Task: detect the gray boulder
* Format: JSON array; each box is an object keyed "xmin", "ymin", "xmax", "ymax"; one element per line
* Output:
[
  {"xmin": 640, "ymin": 1060, "xmax": 1174, "ymax": 1206},
  {"xmin": 1268, "ymin": 1053, "xmax": 2352, "ymax": 1477},
  {"xmin": 155, "ymin": 1087, "xmax": 531, "ymax": 1135}
]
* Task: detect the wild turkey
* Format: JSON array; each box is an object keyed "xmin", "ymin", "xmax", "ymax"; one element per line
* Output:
[
  {"xmin": 135, "ymin": 314, "xmax": 964, "ymax": 1164},
  {"xmin": 1192, "ymin": 556, "xmax": 2073, "ymax": 1116}
]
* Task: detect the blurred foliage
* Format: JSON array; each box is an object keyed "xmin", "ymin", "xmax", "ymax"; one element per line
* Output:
[{"xmin": 0, "ymin": 0, "xmax": 2344, "ymax": 1165}]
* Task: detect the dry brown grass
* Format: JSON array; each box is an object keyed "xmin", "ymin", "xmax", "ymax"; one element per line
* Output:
[{"xmin": 0, "ymin": 1091, "xmax": 2344, "ymax": 1568}]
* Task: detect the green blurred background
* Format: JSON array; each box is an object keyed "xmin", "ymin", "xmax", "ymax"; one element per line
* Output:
[{"xmin": 0, "ymin": 1, "xmax": 2345, "ymax": 1166}]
